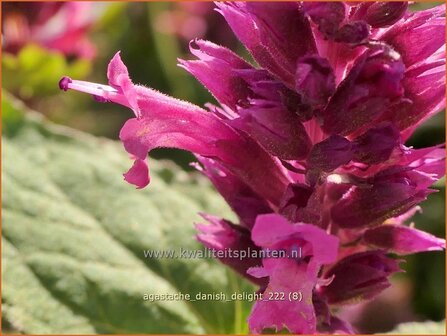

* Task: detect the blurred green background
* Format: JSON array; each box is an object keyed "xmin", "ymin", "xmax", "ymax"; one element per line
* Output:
[{"xmin": 2, "ymin": 2, "xmax": 445, "ymax": 334}]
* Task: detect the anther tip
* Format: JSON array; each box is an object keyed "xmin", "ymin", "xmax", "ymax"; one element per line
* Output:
[
  {"xmin": 59, "ymin": 76, "xmax": 72, "ymax": 91},
  {"xmin": 93, "ymin": 95, "xmax": 109, "ymax": 103}
]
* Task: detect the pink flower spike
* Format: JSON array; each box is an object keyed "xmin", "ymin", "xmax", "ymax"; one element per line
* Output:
[{"xmin": 59, "ymin": 3, "xmax": 446, "ymax": 332}]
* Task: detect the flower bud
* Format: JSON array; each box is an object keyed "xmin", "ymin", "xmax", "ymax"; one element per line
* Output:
[
  {"xmin": 352, "ymin": 122, "xmax": 401, "ymax": 164},
  {"xmin": 307, "ymin": 135, "xmax": 353, "ymax": 172},
  {"xmin": 295, "ymin": 55, "xmax": 335, "ymax": 106},
  {"xmin": 363, "ymin": 224, "xmax": 445, "ymax": 255},
  {"xmin": 320, "ymin": 251, "xmax": 401, "ymax": 304},
  {"xmin": 365, "ymin": 2, "xmax": 408, "ymax": 28}
]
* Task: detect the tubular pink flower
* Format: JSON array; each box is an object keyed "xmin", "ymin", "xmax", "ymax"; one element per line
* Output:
[
  {"xmin": 247, "ymin": 214, "xmax": 338, "ymax": 334},
  {"xmin": 60, "ymin": 52, "xmax": 289, "ymax": 204}
]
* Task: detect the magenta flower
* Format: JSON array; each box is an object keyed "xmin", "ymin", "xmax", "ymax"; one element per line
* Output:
[
  {"xmin": 155, "ymin": 2, "xmax": 237, "ymax": 49},
  {"xmin": 247, "ymin": 214, "xmax": 338, "ymax": 334},
  {"xmin": 3, "ymin": 2, "xmax": 96, "ymax": 59},
  {"xmin": 60, "ymin": 2, "xmax": 445, "ymax": 334}
]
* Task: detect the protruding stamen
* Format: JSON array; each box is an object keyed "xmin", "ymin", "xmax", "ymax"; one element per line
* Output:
[{"xmin": 58, "ymin": 76, "xmax": 129, "ymax": 107}]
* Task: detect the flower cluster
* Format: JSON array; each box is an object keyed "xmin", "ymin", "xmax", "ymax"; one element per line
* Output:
[
  {"xmin": 60, "ymin": 2, "xmax": 445, "ymax": 334},
  {"xmin": 3, "ymin": 1, "xmax": 96, "ymax": 59}
]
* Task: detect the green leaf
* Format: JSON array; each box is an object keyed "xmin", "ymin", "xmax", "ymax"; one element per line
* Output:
[
  {"xmin": 384, "ymin": 320, "xmax": 446, "ymax": 334},
  {"xmin": 2, "ymin": 45, "xmax": 91, "ymax": 98},
  {"xmin": 2, "ymin": 93, "xmax": 253, "ymax": 334}
]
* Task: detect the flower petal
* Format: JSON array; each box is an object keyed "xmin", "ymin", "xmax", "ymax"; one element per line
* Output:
[
  {"xmin": 123, "ymin": 159, "xmax": 149, "ymax": 189},
  {"xmin": 322, "ymin": 48, "xmax": 405, "ymax": 136},
  {"xmin": 179, "ymin": 39, "xmax": 252, "ymax": 109},
  {"xmin": 352, "ymin": 122, "xmax": 401, "ymax": 165},
  {"xmin": 231, "ymin": 105, "xmax": 312, "ymax": 160},
  {"xmin": 307, "ymin": 135, "xmax": 353, "ymax": 172},
  {"xmin": 381, "ymin": 4, "xmax": 445, "ymax": 66},
  {"xmin": 363, "ymin": 224, "xmax": 445, "ymax": 255},
  {"xmin": 216, "ymin": 2, "xmax": 316, "ymax": 86},
  {"xmin": 252, "ymin": 214, "xmax": 339, "ymax": 271},
  {"xmin": 388, "ymin": 59, "xmax": 445, "ymax": 132},
  {"xmin": 295, "ymin": 55, "xmax": 335, "ymax": 106},
  {"xmin": 107, "ymin": 51, "xmax": 140, "ymax": 115},
  {"xmin": 331, "ymin": 181, "xmax": 432, "ymax": 229},
  {"xmin": 279, "ymin": 183, "xmax": 319, "ymax": 224},
  {"xmin": 244, "ymin": 2, "xmax": 317, "ymax": 72}
]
